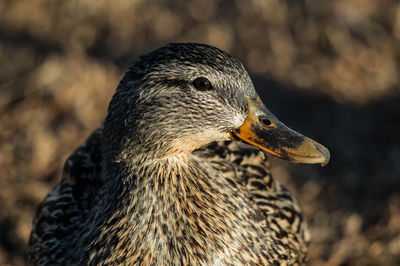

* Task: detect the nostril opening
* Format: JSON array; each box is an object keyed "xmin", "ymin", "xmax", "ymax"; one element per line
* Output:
[{"xmin": 260, "ymin": 117, "xmax": 272, "ymax": 126}]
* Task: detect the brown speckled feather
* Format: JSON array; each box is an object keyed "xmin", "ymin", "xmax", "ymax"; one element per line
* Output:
[
  {"xmin": 194, "ymin": 141, "xmax": 309, "ymax": 263},
  {"xmin": 29, "ymin": 131, "xmax": 308, "ymax": 265}
]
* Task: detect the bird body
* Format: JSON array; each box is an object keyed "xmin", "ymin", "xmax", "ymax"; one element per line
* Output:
[{"xmin": 28, "ymin": 43, "xmax": 329, "ymax": 265}]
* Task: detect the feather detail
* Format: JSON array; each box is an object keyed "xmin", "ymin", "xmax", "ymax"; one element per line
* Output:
[{"xmin": 29, "ymin": 135, "xmax": 308, "ymax": 265}]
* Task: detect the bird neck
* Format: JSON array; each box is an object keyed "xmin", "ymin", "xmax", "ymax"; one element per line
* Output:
[
  {"xmin": 99, "ymin": 155, "xmax": 210, "ymax": 211},
  {"xmin": 85, "ymin": 155, "xmax": 259, "ymax": 264}
]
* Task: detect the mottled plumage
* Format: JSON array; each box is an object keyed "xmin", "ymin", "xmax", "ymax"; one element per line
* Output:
[{"xmin": 29, "ymin": 43, "xmax": 328, "ymax": 265}]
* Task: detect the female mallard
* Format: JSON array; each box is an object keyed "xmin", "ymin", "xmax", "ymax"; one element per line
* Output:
[{"xmin": 28, "ymin": 43, "xmax": 329, "ymax": 265}]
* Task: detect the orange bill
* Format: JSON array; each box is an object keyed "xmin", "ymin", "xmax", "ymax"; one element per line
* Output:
[{"xmin": 230, "ymin": 97, "xmax": 330, "ymax": 166}]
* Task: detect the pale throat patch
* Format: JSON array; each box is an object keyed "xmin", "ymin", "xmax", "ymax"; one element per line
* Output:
[
  {"xmin": 166, "ymin": 112, "xmax": 245, "ymax": 157},
  {"xmin": 166, "ymin": 129, "xmax": 230, "ymax": 157}
]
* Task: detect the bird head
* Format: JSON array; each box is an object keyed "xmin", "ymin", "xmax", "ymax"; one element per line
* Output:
[{"xmin": 103, "ymin": 43, "xmax": 329, "ymax": 166}]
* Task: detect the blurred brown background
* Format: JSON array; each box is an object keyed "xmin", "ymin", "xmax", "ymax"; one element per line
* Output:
[{"xmin": 1, "ymin": 0, "xmax": 400, "ymax": 265}]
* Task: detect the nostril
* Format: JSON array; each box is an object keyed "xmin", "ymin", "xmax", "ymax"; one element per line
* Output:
[{"xmin": 260, "ymin": 117, "xmax": 272, "ymax": 126}]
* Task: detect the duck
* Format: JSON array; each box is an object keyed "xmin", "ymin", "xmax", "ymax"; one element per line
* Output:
[{"xmin": 28, "ymin": 43, "xmax": 329, "ymax": 265}]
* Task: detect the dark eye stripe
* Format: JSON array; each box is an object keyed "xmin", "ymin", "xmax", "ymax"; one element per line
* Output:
[{"xmin": 193, "ymin": 77, "xmax": 212, "ymax": 91}]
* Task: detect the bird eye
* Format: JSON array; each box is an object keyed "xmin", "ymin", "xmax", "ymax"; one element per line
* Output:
[{"xmin": 193, "ymin": 77, "xmax": 212, "ymax": 91}]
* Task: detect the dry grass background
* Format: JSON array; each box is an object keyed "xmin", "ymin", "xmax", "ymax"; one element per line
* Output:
[{"xmin": 1, "ymin": 0, "xmax": 400, "ymax": 265}]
